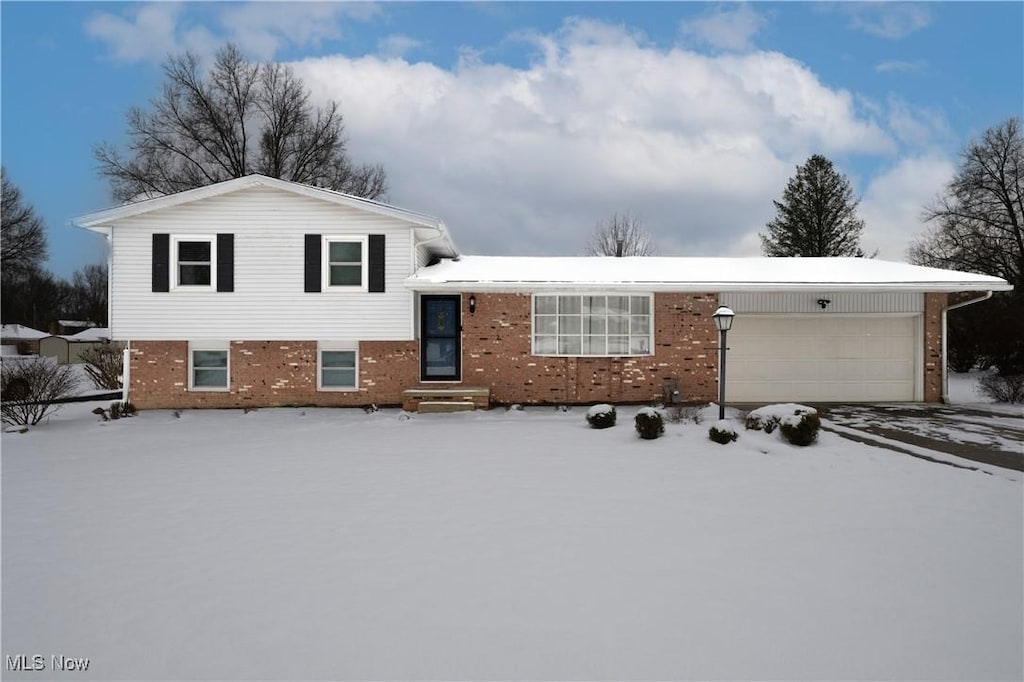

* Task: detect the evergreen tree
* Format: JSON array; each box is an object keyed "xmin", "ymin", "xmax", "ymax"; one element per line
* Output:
[{"xmin": 760, "ymin": 154, "xmax": 868, "ymax": 257}]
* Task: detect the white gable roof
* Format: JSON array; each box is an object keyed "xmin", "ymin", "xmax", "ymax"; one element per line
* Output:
[
  {"xmin": 74, "ymin": 174, "xmax": 458, "ymax": 256},
  {"xmin": 406, "ymin": 255, "xmax": 1013, "ymax": 293},
  {"xmin": 0, "ymin": 324, "xmax": 49, "ymax": 340}
]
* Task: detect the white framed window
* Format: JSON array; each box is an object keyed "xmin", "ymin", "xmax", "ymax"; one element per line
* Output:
[
  {"xmin": 323, "ymin": 236, "xmax": 367, "ymax": 290},
  {"xmin": 173, "ymin": 236, "xmax": 216, "ymax": 289},
  {"xmin": 532, "ymin": 294, "xmax": 653, "ymax": 357},
  {"xmin": 318, "ymin": 342, "xmax": 358, "ymax": 391},
  {"xmin": 189, "ymin": 341, "xmax": 229, "ymax": 391}
]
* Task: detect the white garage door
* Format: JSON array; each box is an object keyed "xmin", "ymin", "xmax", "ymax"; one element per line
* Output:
[{"xmin": 726, "ymin": 315, "xmax": 918, "ymax": 403}]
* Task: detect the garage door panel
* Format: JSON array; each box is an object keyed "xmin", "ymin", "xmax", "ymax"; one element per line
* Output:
[{"xmin": 727, "ymin": 315, "xmax": 917, "ymax": 402}]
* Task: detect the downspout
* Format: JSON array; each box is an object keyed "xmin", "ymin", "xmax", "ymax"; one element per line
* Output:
[
  {"xmin": 941, "ymin": 291, "xmax": 993, "ymax": 403},
  {"xmin": 122, "ymin": 341, "xmax": 131, "ymax": 404}
]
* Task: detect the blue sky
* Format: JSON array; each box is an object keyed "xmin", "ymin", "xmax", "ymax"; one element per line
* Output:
[{"xmin": 2, "ymin": 2, "xmax": 1022, "ymax": 279}]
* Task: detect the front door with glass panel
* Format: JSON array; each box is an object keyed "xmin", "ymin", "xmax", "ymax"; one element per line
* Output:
[{"xmin": 420, "ymin": 295, "xmax": 461, "ymax": 381}]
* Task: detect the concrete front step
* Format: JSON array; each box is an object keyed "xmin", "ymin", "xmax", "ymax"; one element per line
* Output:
[
  {"xmin": 402, "ymin": 386, "xmax": 490, "ymax": 412},
  {"xmin": 417, "ymin": 400, "xmax": 477, "ymax": 414}
]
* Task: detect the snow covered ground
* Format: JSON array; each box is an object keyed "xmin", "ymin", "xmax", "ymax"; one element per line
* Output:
[{"xmin": 2, "ymin": 399, "xmax": 1022, "ymax": 681}]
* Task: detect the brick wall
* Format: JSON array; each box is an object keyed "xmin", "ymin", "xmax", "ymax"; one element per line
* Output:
[
  {"xmin": 128, "ymin": 340, "xmax": 418, "ymax": 409},
  {"xmin": 458, "ymin": 292, "xmax": 719, "ymax": 405},
  {"xmin": 923, "ymin": 292, "xmax": 947, "ymax": 402}
]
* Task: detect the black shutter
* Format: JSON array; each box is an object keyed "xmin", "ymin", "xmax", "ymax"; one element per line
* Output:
[
  {"xmin": 216, "ymin": 234, "xmax": 234, "ymax": 292},
  {"xmin": 152, "ymin": 233, "xmax": 169, "ymax": 292},
  {"xmin": 368, "ymin": 234, "xmax": 386, "ymax": 293},
  {"xmin": 304, "ymin": 234, "xmax": 321, "ymax": 293}
]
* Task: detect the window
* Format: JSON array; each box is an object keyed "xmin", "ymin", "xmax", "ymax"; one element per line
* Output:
[
  {"xmin": 189, "ymin": 343, "xmax": 229, "ymax": 390},
  {"xmin": 173, "ymin": 236, "xmax": 215, "ymax": 289},
  {"xmin": 533, "ymin": 294, "xmax": 652, "ymax": 356},
  {"xmin": 323, "ymin": 237, "xmax": 367, "ymax": 289},
  {"xmin": 318, "ymin": 344, "xmax": 358, "ymax": 390}
]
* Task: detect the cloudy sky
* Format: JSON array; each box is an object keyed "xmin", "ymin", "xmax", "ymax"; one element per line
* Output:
[{"xmin": 2, "ymin": 2, "xmax": 1021, "ymax": 277}]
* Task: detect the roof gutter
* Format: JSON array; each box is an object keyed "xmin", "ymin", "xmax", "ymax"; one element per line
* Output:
[{"xmin": 942, "ymin": 290, "xmax": 994, "ymax": 404}]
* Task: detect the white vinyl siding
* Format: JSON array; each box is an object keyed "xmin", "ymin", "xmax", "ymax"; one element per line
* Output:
[
  {"xmin": 726, "ymin": 314, "xmax": 920, "ymax": 402},
  {"xmin": 532, "ymin": 294, "xmax": 653, "ymax": 357},
  {"xmin": 109, "ymin": 187, "xmax": 415, "ymax": 340}
]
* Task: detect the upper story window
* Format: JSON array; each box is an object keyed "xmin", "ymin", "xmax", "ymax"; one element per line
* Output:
[
  {"xmin": 324, "ymin": 237, "xmax": 367, "ymax": 290},
  {"xmin": 174, "ymin": 237, "xmax": 215, "ymax": 289},
  {"xmin": 532, "ymin": 294, "xmax": 653, "ymax": 356}
]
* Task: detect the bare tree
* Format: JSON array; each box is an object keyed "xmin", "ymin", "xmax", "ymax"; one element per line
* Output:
[
  {"xmin": 760, "ymin": 154, "xmax": 869, "ymax": 257},
  {"xmin": 67, "ymin": 263, "xmax": 108, "ymax": 326},
  {"xmin": 586, "ymin": 211, "xmax": 656, "ymax": 256},
  {"xmin": 1, "ymin": 168, "xmax": 48, "ymax": 278},
  {"xmin": 94, "ymin": 43, "xmax": 387, "ymax": 203},
  {"xmin": 909, "ymin": 117, "xmax": 1023, "ymax": 375},
  {"xmin": 80, "ymin": 342, "xmax": 125, "ymax": 390},
  {"xmin": 1, "ymin": 357, "xmax": 79, "ymax": 427}
]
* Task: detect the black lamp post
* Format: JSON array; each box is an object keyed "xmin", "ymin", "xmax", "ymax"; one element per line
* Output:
[{"xmin": 712, "ymin": 306, "xmax": 735, "ymax": 420}]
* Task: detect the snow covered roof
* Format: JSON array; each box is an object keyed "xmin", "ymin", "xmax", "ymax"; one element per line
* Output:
[
  {"xmin": 73, "ymin": 174, "xmax": 458, "ymax": 258},
  {"xmin": 66, "ymin": 327, "xmax": 110, "ymax": 342},
  {"xmin": 0, "ymin": 324, "xmax": 49, "ymax": 340},
  {"xmin": 405, "ymin": 256, "xmax": 1014, "ymax": 293},
  {"xmin": 58, "ymin": 319, "xmax": 98, "ymax": 328}
]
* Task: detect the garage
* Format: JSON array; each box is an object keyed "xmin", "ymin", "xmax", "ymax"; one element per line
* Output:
[{"xmin": 726, "ymin": 314, "xmax": 919, "ymax": 403}]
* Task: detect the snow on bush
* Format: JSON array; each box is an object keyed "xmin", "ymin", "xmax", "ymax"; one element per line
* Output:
[
  {"xmin": 779, "ymin": 412, "xmax": 821, "ymax": 446},
  {"xmin": 1, "ymin": 356, "xmax": 80, "ymax": 427},
  {"xmin": 585, "ymin": 403, "xmax": 616, "ymax": 429},
  {"xmin": 745, "ymin": 403, "xmax": 817, "ymax": 434},
  {"xmin": 708, "ymin": 419, "xmax": 738, "ymax": 444},
  {"xmin": 634, "ymin": 407, "xmax": 664, "ymax": 440}
]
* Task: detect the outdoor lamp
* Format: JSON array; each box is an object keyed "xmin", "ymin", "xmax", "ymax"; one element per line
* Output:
[
  {"xmin": 468, "ymin": 294, "xmax": 477, "ymax": 315},
  {"xmin": 712, "ymin": 306, "xmax": 735, "ymax": 420}
]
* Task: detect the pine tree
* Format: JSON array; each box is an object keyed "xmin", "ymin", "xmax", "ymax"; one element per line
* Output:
[{"xmin": 760, "ymin": 154, "xmax": 867, "ymax": 257}]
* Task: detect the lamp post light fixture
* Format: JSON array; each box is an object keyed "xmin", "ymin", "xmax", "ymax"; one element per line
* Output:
[{"xmin": 712, "ymin": 306, "xmax": 735, "ymax": 420}]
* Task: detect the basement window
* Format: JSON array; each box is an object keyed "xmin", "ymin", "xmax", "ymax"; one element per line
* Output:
[
  {"xmin": 189, "ymin": 342, "xmax": 229, "ymax": 390},
  {"xmin": 318, "ymin": 343, "xmax": 358, "ymax": 390},
  {"xmin": 532, "ymin": 294, "xmax": 653, "ymax": 357}
]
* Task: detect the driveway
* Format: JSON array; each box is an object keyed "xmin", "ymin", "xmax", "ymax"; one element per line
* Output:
[{"xmin": 817, "ymin": 404, "xmax": 1024, "ymax": 472}]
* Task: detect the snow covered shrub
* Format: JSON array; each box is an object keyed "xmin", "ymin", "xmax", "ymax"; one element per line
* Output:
[
  {"xmin": 586, "ymin": 403, "xmax": 617, "ymax": 429},
  {"xmin": 664, "ymin": 403, "xmax": 708, "ymax": 424},
  {"xmin": 780, "ymin": 412, "xmax": 821, "ymax": 446},
  {"xmin": 708, "ymin": 420, "xmax": 738, "ymax": 444},
  {"xmin": 745, "ymin": 404, "xmax": 817, "ymax": 436},
  {"xmin": 1, "ymin": 356, "xmax": 79, "ymax": 426},
  {"xmin": 109, "ymin": 400, "xmax": 137, "ymax": 420},
  {"xmin": 634, "ymin": 407, "xmax": 664, "ymax": 440},
  {"xmin": 80, "ymin": 342, "xmax": 125, "ymax": 390},
  {"xmin": 977, "ymin": 372, "xmax": 1024, "ymax": 404}
]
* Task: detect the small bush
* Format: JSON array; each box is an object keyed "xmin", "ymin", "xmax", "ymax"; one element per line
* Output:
[
  {"xmin": 977, "ymin": 372, "xmax": 1024, "ymax": 404},
  {"xmin": 780, "ymin": 412, "xmax": 821, "ymax": 446},
  {"xmin": 110, "ymin": 400, "xmax": 137, "ymax": 420},
  {"xmin": 586, "ymin": 403, "xmax": 617, "ymax": 429},
  {"xmin": 664, "ymin": 403, "xmax": 708, "ymax": 424},
  {"xmin": 634, "ymin": 407, "xmax": 664, "ymax": 440},
  {"xmin": 708, "ymin": 420, "xmax": 738, "ymax": 444},
  {"xmin": 1, "ymin": 357, "xmax": 80, "ymax": 426},
  {"xmin": 80, "ymin": 342, "xmax": 125, "ymax": 390}
]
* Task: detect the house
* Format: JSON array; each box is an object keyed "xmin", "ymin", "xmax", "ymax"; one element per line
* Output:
[
  {"xmin": 51, "ymin": 320, "xmax": 100, "ymax": 336},
  {"xmin": 39, "ymin": 327, "xmax": 112, "ymax": 365},
  {"xmin": 0, "ymin": 323, "xmax": 49, "ymax": 355},
  {"xmin": 74, "ymin": 174, "xmax": 1012, "ymax": 411}
]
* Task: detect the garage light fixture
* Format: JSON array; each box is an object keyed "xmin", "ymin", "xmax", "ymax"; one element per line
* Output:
[{"xmin": 712, "ymin": 306, "xmax": 736, "ymax": 420}]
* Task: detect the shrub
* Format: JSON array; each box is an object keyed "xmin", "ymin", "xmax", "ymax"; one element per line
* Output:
[
  {"xmin": 664, "ymin": 403, "xmax": 708, "ymax": 425},
  {"xmin": 708, "ymin": 420, "xmax": 738, "ymax": 444},
  {"xmin": 745, "ymin": 404, "xmax": 817, "ymax": 435},
  {"xmin": 977, "ymin": 372, "xmax": 1024, "ymax": 404},
  {"xmin": 780, "ymin": 412, "xmax": 821, "ymax": 446},
  {"xmin": 109, "ymin": 400, "xmax": 137, "ymax": 420},
  {"xmin": 1, "ymin": 357, "xmax": 80, "ymax": 426},
  {"xmin": 634, "ymin": 407, "xmax": 664, "ymax": 440},
  {"xmin": 586, "ymin": 403, "xmax": 617, "ymax": 429},
  {"xmin": 80, "ymin": 342, "xmax": 125, "ymax": 390}
]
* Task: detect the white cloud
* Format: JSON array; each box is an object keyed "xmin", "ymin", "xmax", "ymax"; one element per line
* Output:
[
  {"xmin": 85, "ymin": 2, "xmax": 379, "ymax": 63},
  {"xmin": 377, "ymin": 34, "xmax": 422, "ymax": 60},
  {"xmin": 860, "ymin": 155, "xmax": 955, "ymax": 260},
  {"xmin": 875, "ymin": 59, "xmax": 927, "ymax": 73},
  {"xmin": 679, "ymin": 4, "xmax": 767, "ymax": 52},
  {"xmin": 844, "ymin": 4, "xmax": 932, "ymax": 39},
  {"xmin": 291, "ymin": 20, "xmax": 907, "ymax": 259}
]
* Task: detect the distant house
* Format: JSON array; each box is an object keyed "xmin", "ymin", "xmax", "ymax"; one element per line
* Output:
[
  {"xmin": 39, "ymin": 328, "xmax": 112, "ymax": 365},
  {"xmin": 74, "ymin": 174, "xmax": 1013, "ymax": 411},
  {"xmin": 51, "ymin": 320, "xmax": 100, "ymax": 336},
  {"xmin": 0, "ymin": 323, "xmax": 49, "ymax": 355}
]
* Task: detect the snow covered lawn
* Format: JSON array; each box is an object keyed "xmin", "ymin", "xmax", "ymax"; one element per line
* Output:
[{"xmin": 3, "ymin": 403, "xmax": 1022, "ymax": 681}]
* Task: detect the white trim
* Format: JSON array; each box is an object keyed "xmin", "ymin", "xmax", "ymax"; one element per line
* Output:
[
  {"xmin": 317, "ymin": 341, "xmax": 359, "ymax": 392},
  {"xmin": 171, "ymin": 235, "xmax": 216, "ymax": 291},
  {"xmin": 322, "ymin": 236, "xmax": 368, "ymax": 291},
  {"xmin": 188, "ymin": 340, "xmax": 230, "ymax": 391},
  {"xmin": 530, "ymin": 293, "xmax": 654, "ymax": 358}
]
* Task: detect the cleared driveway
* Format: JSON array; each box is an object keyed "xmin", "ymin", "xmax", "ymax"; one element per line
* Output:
[{"xmin": 819, "ymin": 404, "xmax": 1023, "ymax": 472}]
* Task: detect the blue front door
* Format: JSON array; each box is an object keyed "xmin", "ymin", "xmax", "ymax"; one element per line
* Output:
[{"xmin": 421, "ymin": 295, "xmax": 461, "ymax": 381}]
